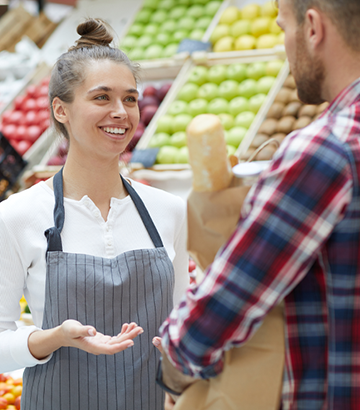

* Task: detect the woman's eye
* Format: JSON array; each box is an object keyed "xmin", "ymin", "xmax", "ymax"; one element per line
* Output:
[
  {"xmin": 125, "ymin": 96, "xmax": 137, "ymax": 103},
  {"xmin": 96, "ymin": 95, "xmax": 108, "ymax": 100}
]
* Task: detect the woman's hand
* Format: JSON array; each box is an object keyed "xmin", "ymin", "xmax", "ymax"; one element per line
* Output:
[
  {"xmin": 28, "ymin": 320, "xmax": 143, "ymax": 360},
  {"xmin": 61, "ymin": 320, "xmax": 144, "ymax": 355}
]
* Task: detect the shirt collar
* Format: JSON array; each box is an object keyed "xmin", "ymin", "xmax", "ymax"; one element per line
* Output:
[{"xmin": 322, "ymin": 77, "xmax": 360, "ymax": 118}]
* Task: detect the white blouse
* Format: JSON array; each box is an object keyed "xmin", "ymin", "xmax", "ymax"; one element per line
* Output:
[{"xmin": 0, "ymin": 179, "xmax": 189, "ymax": 372}]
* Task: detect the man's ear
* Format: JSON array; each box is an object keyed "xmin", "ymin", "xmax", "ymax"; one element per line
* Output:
[
  {"xmin": 304, "ymin": 8, "xmax": 325, "ymax": 51},
  {"xmin": 52, "ymin": 97, "xmax": 68, "ymax": 124}
]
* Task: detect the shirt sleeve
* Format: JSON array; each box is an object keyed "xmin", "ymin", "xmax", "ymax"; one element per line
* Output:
[{"xmin": 160, "ymin": 128, "xmax": 353, "ymax": 378}]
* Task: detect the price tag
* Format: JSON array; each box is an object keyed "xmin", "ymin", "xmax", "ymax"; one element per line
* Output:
[
  {"xmin": 130, "ymin": 148, "xmax": 160, "ymax": 168},
  {"xmin": 177, "ymin": 39, "xmax": 212, "ymax": 54}
]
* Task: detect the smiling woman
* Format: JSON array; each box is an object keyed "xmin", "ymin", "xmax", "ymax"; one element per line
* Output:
[{"xmin": 0, "ymin": 17, "xmax": 189, "ymax": 410}]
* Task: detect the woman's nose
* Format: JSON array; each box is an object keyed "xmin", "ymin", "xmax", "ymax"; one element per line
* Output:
[{"xmin": 111, "ymin": 100, "xmax": 127, "ymax": 119}]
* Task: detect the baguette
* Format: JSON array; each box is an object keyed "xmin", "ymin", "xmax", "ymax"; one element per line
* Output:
[{"xmin": 186, "ymin": 114, "xmax": 233, "ymax": 192}]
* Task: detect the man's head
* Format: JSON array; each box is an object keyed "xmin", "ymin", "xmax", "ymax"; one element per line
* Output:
[{"xmin": 277, "ymin": 0, "xmax": 360, "ymax": 104}]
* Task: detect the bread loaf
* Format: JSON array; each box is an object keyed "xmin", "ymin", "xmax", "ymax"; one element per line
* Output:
[{"xmin": 186, "ymin": 114, "xmax": 233, "ymax": 192}]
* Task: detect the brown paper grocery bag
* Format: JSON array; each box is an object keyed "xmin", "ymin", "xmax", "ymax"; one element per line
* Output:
[{"xmin": 175, "ymin": 174, "xmax": 284, "ymax": 410}]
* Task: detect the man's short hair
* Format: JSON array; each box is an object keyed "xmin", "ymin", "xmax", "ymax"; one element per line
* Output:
[{"xmin": 288, "ymin": 0, "xmax": 360, "ymax": 52}]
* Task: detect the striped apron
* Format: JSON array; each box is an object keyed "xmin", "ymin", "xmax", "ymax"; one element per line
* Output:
[{"xmin": 22, "ymin": 169, "xmax": 174, "ymax": 410}]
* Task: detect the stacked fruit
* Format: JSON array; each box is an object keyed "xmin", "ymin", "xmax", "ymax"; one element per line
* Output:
[
  {"xmin": 149, "ymin": 59, "xmax": 284, "ymax": 164},
  {"xmin": 0, "ymin": 77, "xmax": 51, "ymax": 156},
  {"xmin": 120, "ymin": 0, "xmax": 222, "ymax": 61},
  {"xmin": 0, "ymin": 374, "xmax": 22, "ymax": 410},
  {"xmin": 241, "ymin": 74, "xmax": 329, "ymax": 161},
  {"xmin": 210, "ymin": 1, "xmax": 283, "ymax": 53}
]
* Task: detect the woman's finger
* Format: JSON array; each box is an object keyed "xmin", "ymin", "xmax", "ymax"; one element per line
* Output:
[{"xmin": 152, "ymin": 336, "xmax": 164, "ymax": 355}]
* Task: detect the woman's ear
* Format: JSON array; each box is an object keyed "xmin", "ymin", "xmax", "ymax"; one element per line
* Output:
[{"xmin": 52, "ymin": 97, "xmax": 68, "ymax": 124}]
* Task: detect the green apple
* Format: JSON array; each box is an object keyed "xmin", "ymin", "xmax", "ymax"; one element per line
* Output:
[
  {"xmin": 231, "ymin": 19, "xmax": 251, "ymax": 37},
  {"xmin": 226, "ymin": 126, "xmax": 247, "ymax": 147},
  {"xmin": 143, "ymin": 23, "xmax": 160, "ymax": 36},
  {"xmin": 270, "ymin": 18, "xmax": 282, "ymax": 34},
  {"xmin": 229, "ymin": 96, "xmax": 249, "ymax": 116},
  {"xmin": 227, "ymin": 63, "xmax": 247, "ymax": 82},
  {"xmin": 207, "ymin": 64, "xmax": 227, "ymax": 85},
  {"xmin": 234, "ymin": 111, "xmax": 256, "ymax": 128},
  {"xmin": 134, "ymin": 8, "xmax": 152, "ymax": 24},
  {"xmin": 195, "ymin": 16, "xmax": 212, "ymax": 30},
  {"xmin": 149, "ymin": 132, "xmax": 171, "ymax": 148},
  {"xmin": 218, "ymin": 113, "xmax": 235, "ymax": 130},
  {"xmin": 218, "ymin": 80, "xmax": 240, "ymax": 101},
  {"xmin": 144, "ymin": 44, "xmax": 164, "ymax": 59},
  {"xmin": 172, "ymin": 114, "xmax": 193, "ymax": 133},
  {"xmin": 205, "ymin": 1, "xmax": 222, "ymax": 17},
  {"xmin": 234, "ymin": 34, "xmax": 256, "ymax": 50},
  {"xmin": 213, "ymin": 36, "xmax": 234, "ymax": 52},
  {"xmin": 248, "ymin": 93, "xmax": 267, "ymax": 113},
  {"xmin": 246, "ymin": 62, "xmax": 266, "ymax": 80},
  {"xmin": 265, "ymin": 59, "xmax": 284, "ymax": 76},
  {"xmin": 143, "ymin": 0, "xmax": 161, "ymax": 9},
  {"xmin": 188, "ymin": 98, "xmax": 208, "ymax": 116},
  {"xmin": 178, "ymin": 0, "xmax": 190, "ymax": 5},
  {"xmin": 189, "ymin": 29, "xmax": 205, "ymax": 41},
  {"xmin": 241, "ymin": 4, "xmax": 260, "ymax": 20},
  {"xmin": 177, "ymin": 16, "xmax": 196, "ymax": 31},
  {"xmin": 176, "ymin": 146, "xmax": 189, "ymax": 163},
  {"xmin": 121, "ymin": 35, "xmax": 138, "ymax": 49},
  {"xmin": 128, "ymin": 23, "xmax": 145, "ymax": 37},
  {"xmin": 157, "ymin": 145, "xmax": 179, "ymax": 164},
  {"xmin": 226, "ymin": 144, "xmax": 237, "ymax": 156},
  {"xmin": 261, "ymin": 1, "xmax": 278, "ymax": 18},
  {"xmin": 188, "ymin": 65, "xmax": 208, "ymax": 86},
  {"xmin": 177, "ymin": 83, "xmax": 199, "ymax": 102},
  {"xmin": 172, "ymin": 30, "xmax": 190, "ymax": 43},
  {"xmin": 137, "ymin": 34, "xmax": 154, "ymax": 48},
  {"xmin": 150, "ymin": 10, "xmax": 169, "ymax": 24},
  {"xmin": 257, "ymin": 34, "xmax": 278, "ymax": 49},
  {"xmin": 197, "ymin": 82, "xmax": 218, "ymax": 101},
  {"xmin": 251, "ymin": 17, "xmax": 271, "ymax": 37},
  {"xmin": 187, "ymin": 5, "xmax": 205, "ymax": 19},
  {"xmin": 168, "ymin": 100, "xmax": 189, "ymax": 115},
  {"xmin": 155, "ymin": 32, "xmax": 172, "ymax": 46},
  {"xmin": 207, "ymin": 98, "xmax": 229, "ymax": 115},
  {"xmin": 238, "ymin": 79, "xmax": 258, "ymax": 98},
  {"xmin": 128, "ymin": 47, "xmax": 145, "ymax": 60},
  {"xmin": 161, "ymin": 20, "xmax": 177, "ymax": 33},
  {"xmin": 210, "ymin": 24, "xmax": 230, "ymax": 44},
  {"xmin": 256, "ymin": 76, "xmax": 276, "ymax": 94},
  {"xmin": 169, "ymin": 6, "xmax": 187, "ymax": 20},
  {"xmin": 219, "ymin": 6, "xmax": 240, "ymax": 25},
  {"xmin": 156, "ymin": 115, "xmax": 174, "ymax": 133},
  {"xmin": 162, "ymin": 43, "xmax": 179, "ymax": 57},
  {"xmin": 170, "ymin": 131, "xmax": 187, "ymax": 148},
  {"xmin": 158, "ymin": 0, "xmax": 176, "ymax": 10}
]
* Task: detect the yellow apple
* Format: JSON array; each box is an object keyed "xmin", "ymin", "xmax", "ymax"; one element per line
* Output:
[
  {"xmin": 270, "ymin": 18, "xmax": 282, "ymax": 34},
  {"xmin": 251, "ymin": 17, "xmax": 271, "ymax": 37},
  {"xmin": 241, "ymin": 4, "xmax": 260, "ymax": 20},
  {"xmin": 277, "ymin": 32, "xmax": 285, "ymax": 44},
  {"xmin": 219, "ymin": 6, "xmax": 241, "ymax": 25},
  {"xmin": 214, "ymin": 36, "xmax": 234, "ymax": 52},
  {"xmin": 260, "ymin": 1, "xmax": 278, "ymax": 18},
  {"xmin": 210, "ymin": 24, "xmax": 230, "ymax": 44},
  {"xmin": 231, "ymin": 19, "xmax": 251, "ymax": 37},
  {"xmin": 256, "ymin": 34, "xmax": 278, "ymax": 49},
  {"xmin": 234, "ymin": 34, "xmax": 256, "ymax": 51}
]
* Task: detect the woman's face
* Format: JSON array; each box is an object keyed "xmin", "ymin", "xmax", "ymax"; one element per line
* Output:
[{"xmin": 56, "ymin": 59, "xmax": 140, "ymax": 161}]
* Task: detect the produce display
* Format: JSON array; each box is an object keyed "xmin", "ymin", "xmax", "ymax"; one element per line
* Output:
[
  {"xmin": 0, "ymin": 374, "xmax": 22, "ymax": 410},
  {"xmin": 45, "ymin": 81, "xmax": 173, "ymax": 166},
  {"xmin": 0, "ymin": 77, "xmax": 51, "ymax": 156},
  {"xmin": 119, "ymin": 0, "xmax": 222, "ymax": 61},
  {"xmin": 240, "ymin": 73, "xmax": 329, "ymax": 161},
  {"xmin": 210, "ymin": 1, "xmax": 284, "ymax": 52},
  {"xmin": 149, "ymin": 58, "xmax": 284, "ymax": 165}
]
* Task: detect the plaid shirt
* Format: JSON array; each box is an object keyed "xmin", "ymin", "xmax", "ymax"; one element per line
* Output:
[{"xmin": 160, "ymin": 77, "xmax": 360, "ymax": 410}]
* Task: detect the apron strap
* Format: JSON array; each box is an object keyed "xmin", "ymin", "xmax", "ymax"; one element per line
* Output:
[
  {"xmin": 44, "ymin": 168, "xmax": 65, "ymax": 252},
  {"xmin": 121, "ymin": 176, "xmax": 164, "ymax": 248}
]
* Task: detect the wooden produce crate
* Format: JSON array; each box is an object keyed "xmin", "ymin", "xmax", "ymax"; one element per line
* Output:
[
  {"xmin": 135, "ymin": 48, "xmax": 287, "ymax": 172},
  {"xmin": 23, "ymin": 11, "xmax": 59, "ymax": 49},
  {"xmin": 237, "ymin": 71, "xmax": 329, "ymax": 162}
]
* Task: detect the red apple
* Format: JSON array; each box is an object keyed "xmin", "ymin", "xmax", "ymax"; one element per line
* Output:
[
  {"xmin": 140, "ymin": 105, "xmax": 158, "ymax": 126},
  {"xmin": 14, "ymin": 125, "xmax": 27, "ymax": 141},
  {"xmin": 14, "ymin": 396, "xmax": 21, "ymax": 410},
  {"xmin": 16, "ymin": 139, "xmax": 32, "ymax": 156},
  {"xmin": 35, "ymin": 97, "xmax": 49, "ymax": 111},
  {"xmin": 1, "ymin": 110, "xmax": 12, "ymax": 125},
  {"xmin": 127, "ymin": 127, "xmax": 144, "ymax": 151},
  {"xmin": 143, "ymin": 85, "xmax": 157, "ymax": 98},
  {"xmin": 23, "ymin": 99, "xmax": 38, "ymax": 112},
  {"xmin": 14, "ymin": 95, "xmax": 27, "ymax": 111},
  {"xmin": 47, "ymin": 155, "xmax": 65, "ymax": 166},
  {"xmin": 25, "ymin": 125, "xmax": 42, "ymax": 143},
  {"xmin": 138, "ymin": 95, "xmax": 160, "ymax": 111},
  {"xmin": 26, "ymin": 84, "xmax": 39, "ymax": 99},
  {"xmin": 9, "ymin": 110, "xmax": 23, "ymax": 126},
  {"xmin": 156, "ymin": 83, "xmax": 172, "ymax": 101},
  {"xmin": 2, "ymin": 124, "xmax": 17, "ymax": 139},
  {"xmin": 57, "ymin": 139, "xmax": 69, "ymax": 157}
]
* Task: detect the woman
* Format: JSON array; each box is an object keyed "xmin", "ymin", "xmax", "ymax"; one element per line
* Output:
[{"xmin": 0, "ymin": 18, "xmax": 189, "ymax": 410}]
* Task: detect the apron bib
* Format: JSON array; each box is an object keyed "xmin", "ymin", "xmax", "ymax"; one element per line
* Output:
[{"xmin": 22, "ymin": 170, "xmax": 174, "ymax": 410}]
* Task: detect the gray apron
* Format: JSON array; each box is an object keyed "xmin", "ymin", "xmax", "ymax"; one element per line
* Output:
[{"xmin": 22, "ymin": 169, "xmax": 174, "ymax": 410}]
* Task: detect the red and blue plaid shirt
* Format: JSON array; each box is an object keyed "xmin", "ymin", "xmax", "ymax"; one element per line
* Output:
[{"xmin": 160, "ymin": 77, "xmax": 360, "ymax": 410}]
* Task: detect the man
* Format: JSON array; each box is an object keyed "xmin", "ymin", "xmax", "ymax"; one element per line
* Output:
[{"xmin": 156, "ymin": 0, "xmax": 360, "ymax": 408}]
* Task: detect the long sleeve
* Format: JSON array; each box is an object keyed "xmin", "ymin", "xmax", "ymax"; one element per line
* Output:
[{"xmin": 160, "ymin": 120, "xmax": 353, "ymax": 378}]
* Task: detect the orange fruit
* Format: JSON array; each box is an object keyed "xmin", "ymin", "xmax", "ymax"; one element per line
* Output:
[
  {"xmin": 2, "ymin": 393, "xmax": 15, "ymax": 404},
  {"xmin": 10, "ymin": 386, "xmax": 22, "ymax": 398}
]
